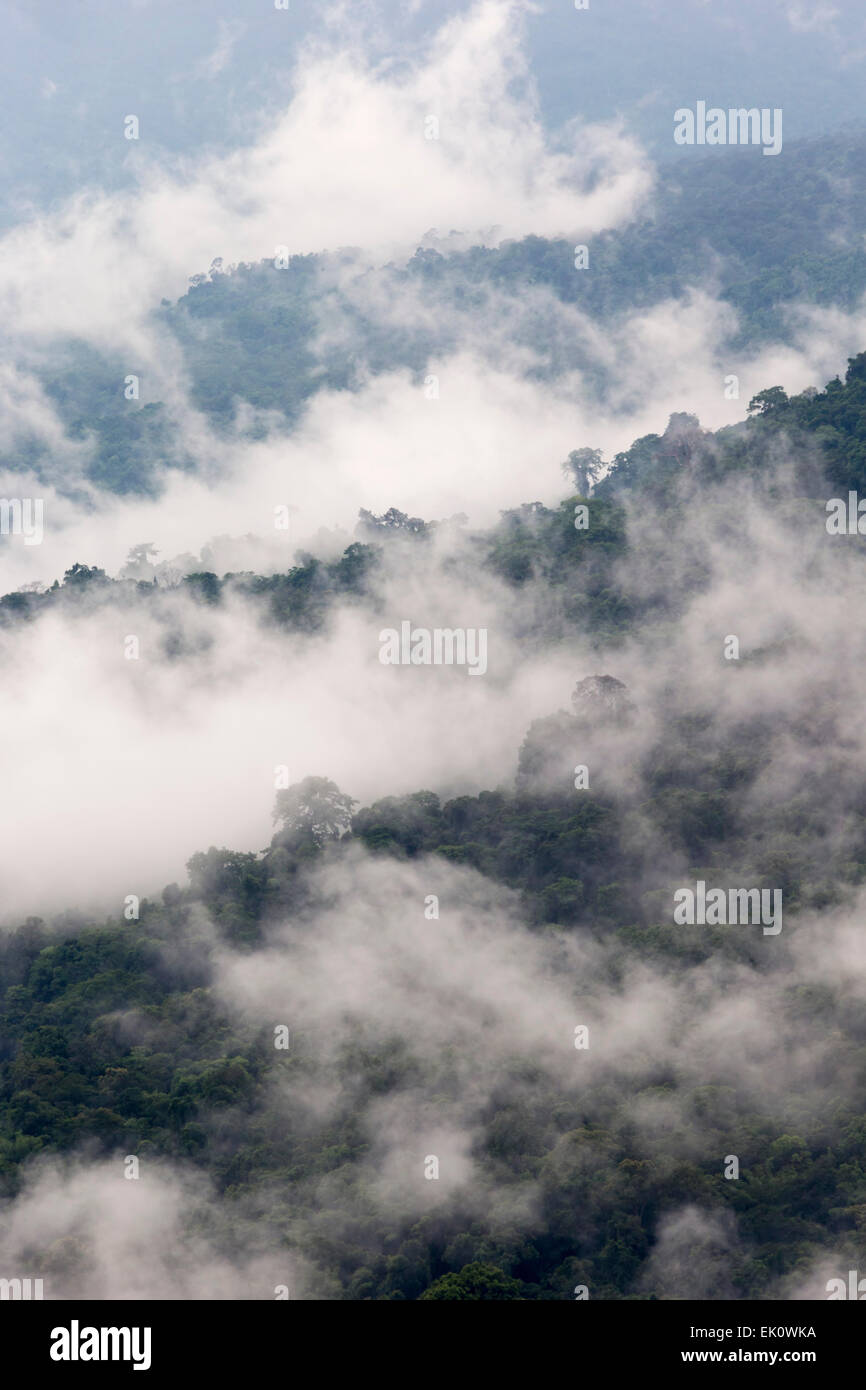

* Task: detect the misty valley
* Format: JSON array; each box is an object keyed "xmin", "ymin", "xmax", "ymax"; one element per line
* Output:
[
  {"xmin": 3, "ymin": 352, "xmax": 866, "ymax": 1302},
  {"xmin": 2, "ymin": 3, "xmax": 866, "ymax": 1340}
]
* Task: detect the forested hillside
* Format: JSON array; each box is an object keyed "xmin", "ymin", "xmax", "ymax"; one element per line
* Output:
[
  {"xmin": 4, "ymin": 357, "xmax": 866, "ymax": 1299},
  {"xmin": 7, "ymin": 131, "xmax": 866, "ymax": 497}
]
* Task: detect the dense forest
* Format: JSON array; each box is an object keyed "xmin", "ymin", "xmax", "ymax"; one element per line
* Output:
[{"xmin": 3, "ymin": 355, "xmax": 866, "ymax": 1299}]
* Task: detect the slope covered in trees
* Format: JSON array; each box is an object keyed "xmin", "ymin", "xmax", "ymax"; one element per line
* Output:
[
  {"xmin": 6, "ymin": 131, "xmax": 866, "ymax": 496},
  {"xmin": 3, "ymin": 360, "xmax": 866, "ymax": 1298}
]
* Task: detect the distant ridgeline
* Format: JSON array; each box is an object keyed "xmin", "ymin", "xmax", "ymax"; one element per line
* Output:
[
  {"xmin": 4, "ymin": 351, "xmax": 866, "ymax": 645},
  {"xmin": 4, "ymin": 130, "xmax": 866, "ymax": 495}
]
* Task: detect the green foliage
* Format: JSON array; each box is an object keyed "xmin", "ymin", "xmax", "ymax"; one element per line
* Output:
[
  {"xmin": 419, "ymin": 1262, "xmax": 524, "ymax": 1300},
  {"xmin": 6, "ymin": 347, "xmax": 866, "ymax": 1299},
  {"xmin": 272, "ymin": 777, "xmax": 358, "ymax": 849}
]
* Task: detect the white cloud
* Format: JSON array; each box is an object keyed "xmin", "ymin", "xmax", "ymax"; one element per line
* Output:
[
  {"xmin": 782, "ymin": 2, "xmax": 839, "ymax": 34},
  {"xmin": 194, "ymin": 19, "xmax": 246, "ymax": 81},
  {"xmin": 0, "ymin": 0, "xmax": 652, "ymax": 354}
]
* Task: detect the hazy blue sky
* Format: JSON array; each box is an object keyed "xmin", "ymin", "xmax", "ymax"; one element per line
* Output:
[{"xmin": 1, "ymin": 0, "xmax": 864, "ymax": 225}]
